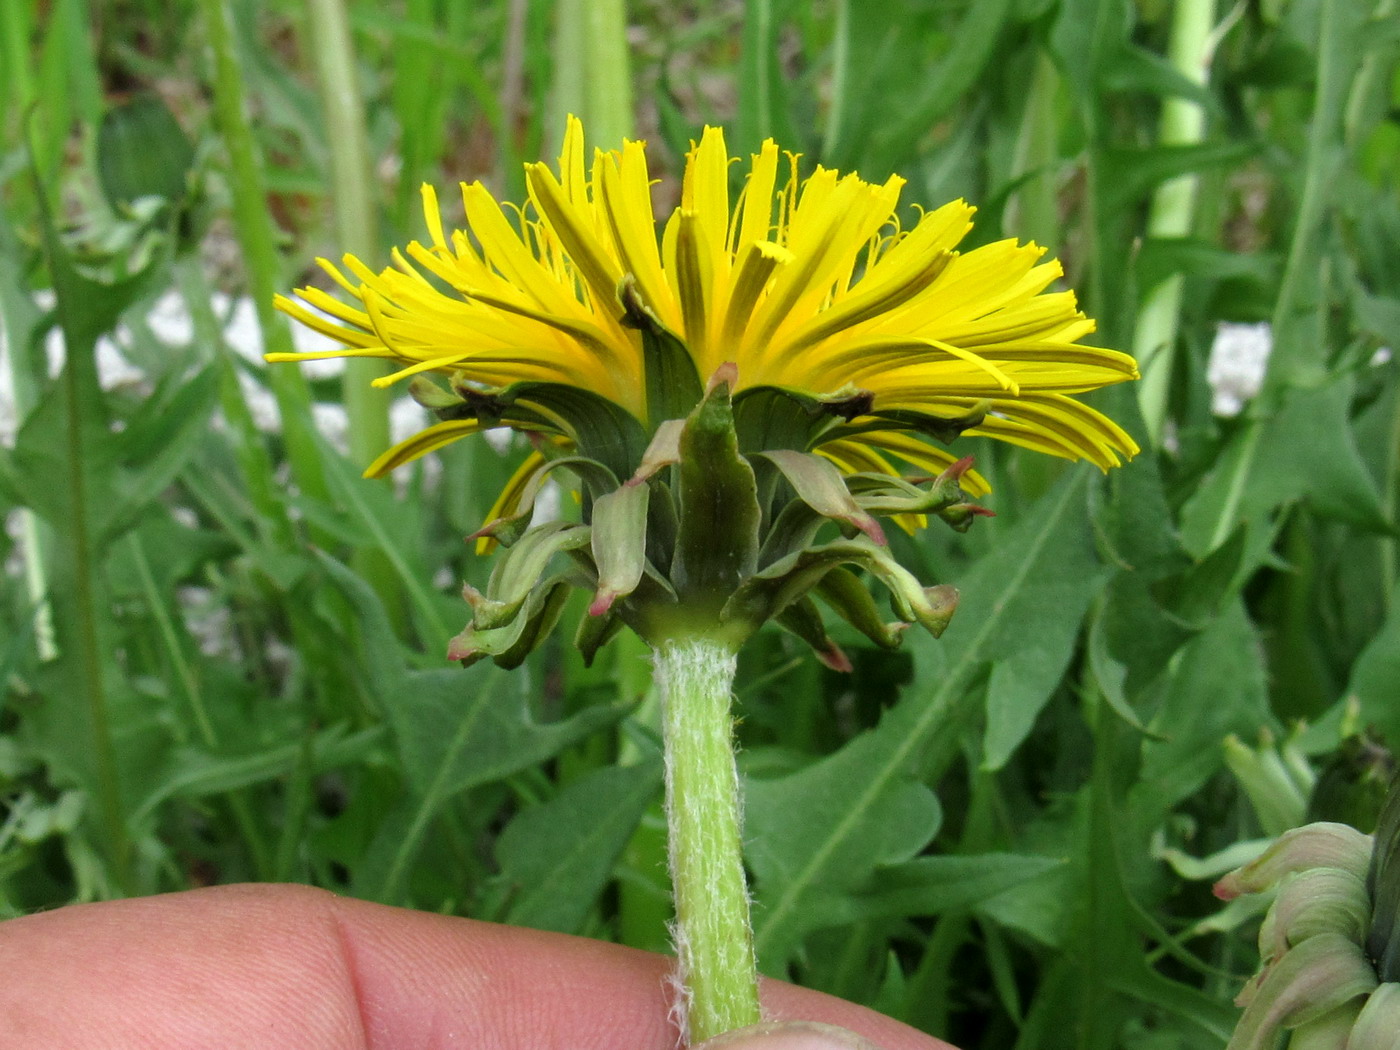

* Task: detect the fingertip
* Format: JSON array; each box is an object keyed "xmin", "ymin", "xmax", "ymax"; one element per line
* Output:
[{"xmin": 696, "ymin": 1021, "xmax": 885, "ymax": 1050}]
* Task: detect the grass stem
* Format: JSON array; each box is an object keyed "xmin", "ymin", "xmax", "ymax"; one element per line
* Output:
[
  {"xmin": 1133, "ymin": 0, "xmax": 1216, "ymax": 447},
  {"xmin": 1008, "ymin": 48, "xmax": 1062, "ymax": 252},
  {"xmin": 550, "ymin": 0, "xmax": 633, "ymax": 151},
  {"xmin": 303, "ymin": 0, "xmax": 392, "ymax": 471}
]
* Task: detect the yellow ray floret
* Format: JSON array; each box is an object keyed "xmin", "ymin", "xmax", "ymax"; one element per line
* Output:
[{"xmin": 271, "ymin": 116, "xmax": 1139, "ymax": 501}]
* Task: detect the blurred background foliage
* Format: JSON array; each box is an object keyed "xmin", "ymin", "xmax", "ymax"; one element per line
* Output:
[{"xmin": 2, "ymin": 0, "xmax": 1399, "ymax": 1046}]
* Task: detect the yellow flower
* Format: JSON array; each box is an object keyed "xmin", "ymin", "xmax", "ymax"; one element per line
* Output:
[{"xmin": 270, "ymin": 117, "xmax": 1138, "ymax": 504}]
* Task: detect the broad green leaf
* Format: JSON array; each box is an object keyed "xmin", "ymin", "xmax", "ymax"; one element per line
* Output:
[
  {"xmin": 101, "ymin": 367, "xmax": 220, "ymax": 543},
  {"xmin": 1179, "ymin": 374, "xmax": 1392, "ymax": 560},
  {"xmin": 128, "ymin": 726, "xmax": 383, "ymax": 826},
  {"xmin": 1346, "ymin": 579, "xmax": 1400, "ymax": 746},
  {"xmin": 318, "ymin": 556, "xmax": 625, "ymax": 903},
  {"xmin": 1131, "ymin": 599, "xmax": 1271, "ymax": 828},
  {"xmin": 1097, "ymin": 143, "xmax": 1257, "ymax": 217},
  {"xmin": 1154, "ymin": 524, "xmax": 1248, "ymax": 629},
  {"xmin": 319, "ymin": 443, "xmax": 456, "ymax": 645},
  {"xmin": 865, "ymin": 0, "xmax": 1012, "ymax": 173},
  {"xmin": 492, "ymin": 757, "xmax": 663, "ymax": 934},
  {"xmin": 970, "ymin": 474, "xmax": 1105, "ymax": 770},
  {"xmin": 1086, "ymin": 464, "xmax": 1193, "ymax": 726},
  {"xmin": 746, "ymin": 745, "xmax": 943, "ymax": 969},
  {"xmin": 858, "ymin": 853, "xmax": 1066, "ymax": 918},
  {"xmin": 1086, "ymin": 598, "xmax": 1160, "ymax": 737},
  {"xmin": 749, "ymin": 470, "xmax": 1103, "ymax": 969},
  {"xmin": 3, "ymin": 364, "xmax": 218, "ymax": 546}
]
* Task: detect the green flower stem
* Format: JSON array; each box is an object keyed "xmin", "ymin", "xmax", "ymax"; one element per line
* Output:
[
  {"xmin": 200, "ymin": 0, "xmax": 328, "ymax": 510},
  {"xmin": 549, "ymin": 0, "xmax": 633, "ymax": 152},
  {"xmin": 303, "ymin": 0, "xmax": 392, "ymax": 470},
  {"xmin": 654, "ymin": 636, "xmax": 762, "ymax": 1045},
  {"xmin": 1007, "ymin": 47, "xmax": 1062, "ymax": 253},
  {"xmin": 302, "ymin": 0, "xmax": 404, "ymax": 622},
  {"xmin": 0, "ymin": 0, "xmax": 34, "ymax": 140},
  {"xmin": 1133, "ymin": 0, "xmax": 1216, "ymax": 447}
]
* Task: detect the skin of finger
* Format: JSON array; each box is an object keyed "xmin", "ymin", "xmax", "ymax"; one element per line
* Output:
[{"xmin": 0, "ymin": 884, "xmax": 958, "ymax": 1050}]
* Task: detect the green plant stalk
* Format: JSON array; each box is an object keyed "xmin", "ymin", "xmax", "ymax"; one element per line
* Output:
[
  {"xmin": 302, "ymin": 0, "xmax": 404, "ymax": 622},
  {"xmin": 199, "ymin": 0, "xmax": 328, "ymax": 507},
  {"xmin": 303, "ymin": 0, "xmax": 392, "ymax": 469},
  {"xmin": 547, "ymin": 0, "xmax": 584, "ymax": 153},
  {"xmin": 822, "ymin": 0, "xmax": 851, "ymax": 162},
  {"xmin": 739, "ymin": 0, "xmax": 775, "ymax": 152},
  {"xmin": 551, "ymin": 0, "xmax": 633, "ymax": 151},
  {"xmin": 0, "ymin": 0, "xmax": 34, "ymax": 139},
  {"xmin": 1007, "ymin": 48, "xmax": 1062, "ymax": 254},
  {"xmin": 1211, "ymin": 0, "xmax": 1349, "ymax": 550},
  {"xmin": 581, "ymin": 0, "xmax": 633, "ymax": 150},
  {"xmin": 499, "ymin": 0, "xmax": 527, "ymax": 164},
  {"xmin": 654, "ymin": 637, "xmax": 762, "ymax": 1045},
  {"xmin": 1132, "ymin": 0, "xmax": 1215, "ymax": 447}
]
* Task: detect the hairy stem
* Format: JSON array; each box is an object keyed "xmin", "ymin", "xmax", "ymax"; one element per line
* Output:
[{"xmin": 655, "ymin": 636, "xmax": 762, "ymax": 1045}]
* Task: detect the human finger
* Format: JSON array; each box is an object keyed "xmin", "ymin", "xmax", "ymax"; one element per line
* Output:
[{"xmin": 0, "ymin": 883, "xmax": 956, "ymax": 1050}]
